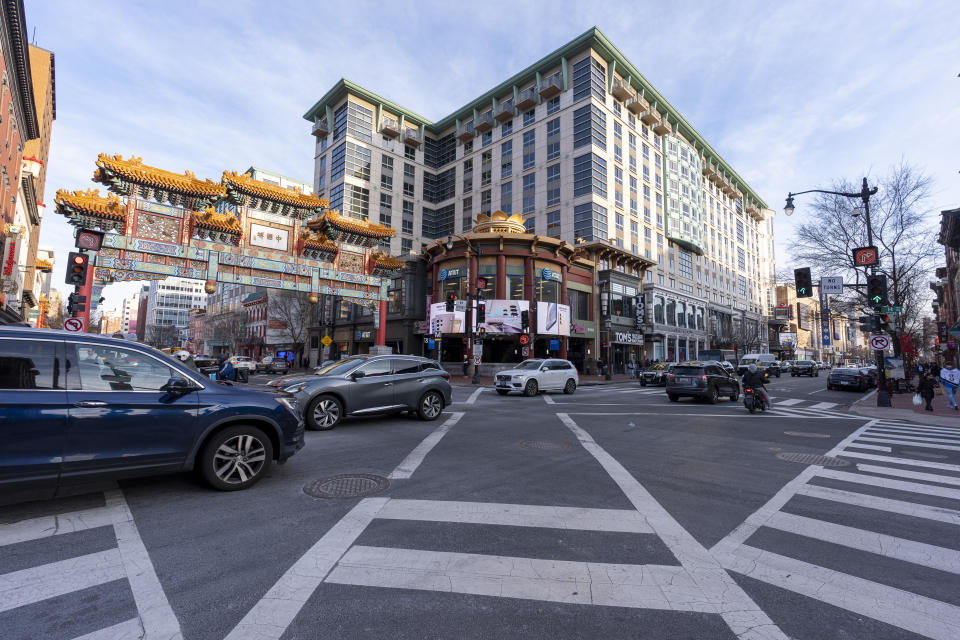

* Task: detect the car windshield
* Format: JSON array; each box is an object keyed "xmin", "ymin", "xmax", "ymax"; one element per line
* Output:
[
  {"xmin": 515, "ymin": 360, "xmax": 544, "ymax": 370},
  {"xmin": 314, "ymin": 357, "xmax": 365, "ymax": 376}
]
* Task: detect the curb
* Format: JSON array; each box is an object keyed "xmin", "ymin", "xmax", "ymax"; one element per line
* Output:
[{"xmin": 848, "ymin": 389, "xmax": 960, "ymax": 427}]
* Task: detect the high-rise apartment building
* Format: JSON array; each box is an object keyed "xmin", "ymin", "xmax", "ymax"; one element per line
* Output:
[
  {"xmin": 305, "ymin": 27, "xmax": 776, "ymax": 360},
  {"xmin": 145, "ymin": 277, "xmax": 206, "ymax": 345}
]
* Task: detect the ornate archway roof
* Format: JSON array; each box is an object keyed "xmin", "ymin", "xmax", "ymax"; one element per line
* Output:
[
  {"xmin": 371, "ymin": 252, "xmax": 406, "ymax": 270},
  {"xmin": 55, "ymin": 188, "xmax": 127, "ymax": 221},
  {"xmin": 94, "ymin": 154, "xmax": 225, "ymax": 199},
  {"xmin": 191, "ymin": 207, "xmax": 241, "ymax": 233},
  {"xmin": 222, "ymin": 171, "xmax": 328, "ymax": 212},
  {"xmin": 307, "ymin": 209, "xmax": 396, "ymax": 239}
]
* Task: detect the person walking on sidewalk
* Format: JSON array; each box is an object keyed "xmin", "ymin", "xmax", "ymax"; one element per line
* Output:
[
  {"xmin": 918, "ymin": 372, "xmax": 937, "ymax": 412},
  {"xmin": 940, "ymin": 363, "xmax": 960, "ymax": 410}
]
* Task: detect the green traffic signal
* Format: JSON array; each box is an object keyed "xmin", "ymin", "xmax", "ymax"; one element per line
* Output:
[{"xmin": 793, "ymin": 267, "xmax": 813, "ymax": 298}]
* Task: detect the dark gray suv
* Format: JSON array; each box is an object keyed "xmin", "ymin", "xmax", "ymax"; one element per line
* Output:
[{"xmin": 275, "ymin": 355, "xmax": 452, "ymax": 430}]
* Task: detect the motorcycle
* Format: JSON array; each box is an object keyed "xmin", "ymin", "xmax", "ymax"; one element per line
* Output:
[{"xmin": 743, "ymin": 387, "xmax": 767, "ymax": 413}]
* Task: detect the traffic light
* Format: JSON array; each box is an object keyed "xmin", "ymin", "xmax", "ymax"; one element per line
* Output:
[
  {"xmin": 476, "ymin": 301, "xmax": 486, "ymax": 323},
  {"xmin": 794, "ymin": 267, "xmax": 813, "ymax": 298},
  {"xmin": 866, "ymin": 274, "xmax": 889, "ymax": 306},
  {"xmin": 521, "ymin": 309, "xmax": 530, "ymax": 331},
  {"xmin": 877, "ymin": 313, "xmax": 892, "ymax": 332},
  {"xmin": 67, "ymin": 292, "xmax": 87, "ymax": 316},
  {"xmin": 445, "ymin": 292, "xmax": 456, "ymax": 312},
  {"xmin": 65, "ymin": 252, "xmax": 89, "ymax": 287},
  {"xmin": 858, "ymin": 315, "xmax": 878, "ymax": 333},
  {"xmin": 478, "ymin": 326, "xmax": 486, "ymax": 337}
]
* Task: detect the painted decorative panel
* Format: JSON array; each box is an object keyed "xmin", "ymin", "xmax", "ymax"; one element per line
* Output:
[
  {"xmin": 136, "ymin": 213, "xmax": 181, "ymax": 243},
  {"xmin": 338, "ymin": 251, "xmax": 365, "ymax": 274}
]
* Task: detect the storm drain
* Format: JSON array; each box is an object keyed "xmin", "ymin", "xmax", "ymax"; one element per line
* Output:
[
  {"xmin": 775, "ymin": 452, "xmax": 851, "ymax": 467},
  {"xmin": 783, "ymin": 431, "xmax": 833, "ymax": 438},
  {"xmin": 519, "ymin": 440, "xmax": 575, "ymax": 452},
  {"xmin": 303, "ymin": 474, "xmax": 390, "ymax": 499},
  {"xmin": 902, "ymin": 450, "xmax": 949, "ymax": 460}
]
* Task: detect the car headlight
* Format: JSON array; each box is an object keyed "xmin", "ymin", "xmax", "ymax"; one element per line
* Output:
[
  {"xmin": 283, "ymin": 383, "xmax": 308, "ymax": 394},
  {"xmin": 275, "ymin": 396, "xmax": 299, "ymax": 415}
]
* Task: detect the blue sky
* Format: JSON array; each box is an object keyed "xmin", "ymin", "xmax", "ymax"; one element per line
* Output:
[{"xmin": 29, "ymin": 0, "xmax": 960, "ymax": 312}]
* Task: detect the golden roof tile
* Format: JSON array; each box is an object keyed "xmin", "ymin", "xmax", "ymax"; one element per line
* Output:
[
  {"xmin": 371, "ymin": 252, "xmax": 406, "ymax": 269},
  {"xmin": 55, "ymin": 188, "xmax": 127, "ymax": 220},
  {"xmin": 222, "ymin": 171, "xmax": 328, "ymax": 209},
  {"xmin": 35, "ymin": 258, "xmax": 53, "ymax": 272},
  {"xmin": 316, "ymin": 209, "xmax": 396, "ymax": 238},
  {"xmin": 301, "ymin": 230, "xmax": 338, "ymax": 251},
  {"xmin": 192, "ymin": 207, "xmax": 241, "ymax": 232},
  {"xmin": 94, "ymin": 154, "xmax": 225, "ymax": 197}
]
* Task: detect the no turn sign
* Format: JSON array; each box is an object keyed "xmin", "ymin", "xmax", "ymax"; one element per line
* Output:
[
  {"xmin": 869, "ymin": 334, "xmax": 890, "ymax": 351},
  {"xmin": 64, "ymin": 317, "xmax": 85, "ymax": 332}
]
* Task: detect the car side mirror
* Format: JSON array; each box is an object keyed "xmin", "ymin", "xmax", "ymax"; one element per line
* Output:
[
  {"xmin": 351, "ymin": 370, "xmax": 366, "ymax": 380},
  {"xmin": 161, "ymin": 377, "xmax": 197, "ymax": 394}
]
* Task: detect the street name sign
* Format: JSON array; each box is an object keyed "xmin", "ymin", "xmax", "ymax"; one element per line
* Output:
[
  {"xmin": 820, "ymin": 277, "xmax": 843, "ymax": 295},
  {"xmin": 64, "ymin": 317, "xmax": 85, "ymax": 332},
  {"xmin": 454, "ymin": 299, "xmax": 467, "ymax": 312},
  {"xmin": 869, "ymin": 334, "xmax": 891, "ymax": 351},
  {"xmin": 880, "ymin": 306, "xmax": 902, "ymax": 314}
]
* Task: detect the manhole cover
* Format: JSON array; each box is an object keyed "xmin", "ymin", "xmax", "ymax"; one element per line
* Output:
[
  {"xmin": 303, "ymin": 474, "xmax": 389, "ymax": 499},
  {"xmin": 776, "ymin": 452, "xmax": 850, "ymax": 467},
  {"xmin": 784, "ymin": 431, "xmax": 833, "ymax": 438},
  {"xmin": 519, "ymin": 440, "xmax": 575, "ymax": 452},
  {"xmin": 902, "ymin": 450, "xmax": 949, "ymax": 460}
]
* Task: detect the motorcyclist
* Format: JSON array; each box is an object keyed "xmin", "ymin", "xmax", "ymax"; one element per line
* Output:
[
  {"xmin": 741, "ymin": 363, "xmax": 770, "ymax": 408},
  {"xmin": 175, "ymin": 350, "xmax": 199, "ymax": 372}
]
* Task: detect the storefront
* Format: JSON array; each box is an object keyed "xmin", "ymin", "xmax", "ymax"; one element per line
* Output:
[{"xmin": 611, "ymin": 330, "xmax": 644, "ymax": 375}]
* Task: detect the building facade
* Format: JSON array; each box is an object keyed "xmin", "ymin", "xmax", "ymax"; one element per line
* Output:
[
  {"xmin": 144, "ymin": 276, "xmax": 206, "ymax": 346},
  {"xmin": 774, "ymin": 284, "xmax": 858, "ymax": 364},
  {"xmin": 305, "ymin": 27, "xmax": 775, "ymax": 363}
]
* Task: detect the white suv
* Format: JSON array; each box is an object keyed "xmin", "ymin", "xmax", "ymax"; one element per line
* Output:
[
  {"xmin": 494, "ymin": 359, "xmax": 579, "ymax": 396},
  {"xmin": 228, "ymin": 355, "xmax": 256, "ymax": 371}
]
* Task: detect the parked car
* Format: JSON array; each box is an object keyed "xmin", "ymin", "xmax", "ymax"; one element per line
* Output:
[
  {"xmin": 737, "ymin": 353, "xmax": 779, "ymax": 377},
  {"xmin": 858, "ymin": 366, "xmax": 879, "ymax": 388},
  {"xmin": 0, "ymin": 328, "xmax": 305, "ymax": 506},
  {"xmin": 256, "ymin": 356, "xmax": 290, "ymax": 374},
  {"xmin": 495, "ymin": 359, "xmax": 579, "ymax": 396},
  {"xmin": 827, "ymin": 367, "xmax": 870, "ymax": 391},
  {"xmin": 228, "ymin": 355, "xmax": 256, "ymax": 371},
  {"xmin": 278, "ymin": 354, "xmax": 452, "ymax": 430},
  {"xmin": 666, "ymin": 361, "xmax": 740, "ymax": 403},
  {"xmin": 791, "ymin": 360, "xmax": 819, "ymax": 377},
  {"xmin": 639, "ymin": 362, "xmax": 673, "ymax": 386}
]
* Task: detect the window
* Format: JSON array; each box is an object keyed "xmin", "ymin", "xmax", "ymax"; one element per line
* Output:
[
  {"xmin": 380, "ymin": 155, "xmax": 393, "ymax": 190},
  {"xmin": 614, "ymin": 144, "xmax": 622, "ymax": 164},
  {"xmin": 501, "ymin": 140, "xmax": 513, "ymax": 178},
  {"xmin": 330, "ymin": 142, "xmax": 346, "ymax": 182},
  {"xmin": 343, "ymin": 183, "xmax": 370, "ymax": 220},
  {"xmin": 481, "ymin": 150, "xmax": 492, "ymax": 186},
  {"xmin": 74, "ymin": 344, "xmax": 182, "ymax": 392},
  {"xmin": 329, "ymin": 183, "xmax": 344, "ymax": 215},
  {"xmin": 402, "ymin": 200, "xmax": 414, "ymax": 234},
  {"xmin": 356, "ymin": 359, "xmax": 392, "ymax": 377},
  {"xmin": 573, "ymin": 202, "xmax": 607, "ymax": 242},
  {"xmin": 480, "ymin": 189, "xmax": 491, "ymax": 215},
  {"xmin": 546, "ymin": 118, "xmax": 560, "ymax": 161},
  {"xmin": 736, "ymin": 219, "xmax": 744, "ymax": 242},
  {"xmin": 405, "ymin": 144, "xmax": 416, "ymax": 160},
  {"xmin": 573, "ymin": 153, "xmax": 607, "ymax": 198},
  {"xmin": 502, "ymin": 120, "xmax": 513, "ymax": 136},
  {"xmin": 401, "ymin": 238, "xmax": 412, "ymax": 254},
  {"xmin": 546, "ymin": 96, "xmax": 560, "ymax": 115},
  {"xmin": 464, "ymin": 139, "xmax": 473, "ymax": 154},
  {"xmin": 391, "ymin": 358, "xmax": 420, "ymax": 375},
  {"xmin": 737, "ymin": 247, "xmax": 745, "ymax": 270},
  {"xmin": 481, "ymin": 131, "xmax": 492, "ymax": 147},
  {"xmin": 547, "ymin": 209, "xmax": 561, "ymax": 234},
  {"xmin": 614, "ymin": 122, "xmax": 622, "ymax": 140},
  {"xmin": 615, "ymin": 212, "xmax": 624, "ymax": 231},
  {"xmin": 316, "ymin": 155, "xmax": 327, "ymax": 192},
  {"xmin": 403, "ymin": 163, "xmax": 415, "ymax": 197},
  {"xmin": 345, "ymin": 142, "xmax": 371, "ymax": 181},
  {"xmin": 522, "ymin": 130, "xmax": 535, "ymax": 170},
  {"xmin": 546, "ymin": 164, "xmax": 561, "ymax": 207},
  {"xmin": 679, "ymin": 250, "xmax": 693, "ymax": 279},
  {"xmin": 346, "ymin": 101, "xmax": 373, "ymax": 143},
  {"xmin": 572, "ymin": 56, "xmax": 605, "ymax": 102},
  {"xmin": 523, "ymin": 109, "xmax": 535, "ymax": 127},
  {"xmin": 568, "ymin": 289, "xmax": 589, "ymax": 319},
  {"xmin": 332, "ymin": 102, "xmax": 348, "ymax": 140},
  {"xmin": 0, "ymin": 339, "xmax": 62, "ymax": 389},
  {"xmin": 572, "ymin": 104, "xmax": 606, "ymax": 150},
  {"xmin": 463, "ymin": 158, "xmax": 473, "ymax": 193},
  {"xmin": 462, "ymin": 196, "xmax": 473, "ymax": 230},
  {"xmin": 522, "ymin": 174, "xmax": 535, "ymax": 214},
  {"xmin": 500, "ymin": 181, "xmax": 512, "ymax": 214},
  {"xmin": 379, "ymin": 193, "xmax": 392, "ymax": 225}
]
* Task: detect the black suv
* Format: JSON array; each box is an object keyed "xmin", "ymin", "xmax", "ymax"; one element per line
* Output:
[
  {"xmin": 0, "ymin": 328, "xmax": 305, "ymax": 506},
  {"xmin": 791, "ymin": 360, "xmax": 819, "ymax": 377},
  {"xmin": 666, "ymin": 361, "xmax": 740, "ymax": 403},
  {"xmin": 640, "ymin": 362, "xmax": 673, "ymax": 386}
]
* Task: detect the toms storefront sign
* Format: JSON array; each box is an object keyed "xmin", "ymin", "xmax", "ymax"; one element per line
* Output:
[{"xmin": 613, "ymin": 331, "xmax": 644, "ymax": 345}]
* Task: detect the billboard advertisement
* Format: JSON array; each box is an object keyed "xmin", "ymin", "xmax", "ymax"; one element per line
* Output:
[
  {"xmin": 779, "ymin": 332, "xmax": 797, "ymax": 348},
  {"xmin": 536, "ymin": 302, "xmax": 570, "ymax": 336},
  {"xmin": 429, "ymin": 302, "xmax": 465, "ymax": 334},
  {"xmin": 477, "ymin": 300, "xmax": 529, "ymax": 334}
]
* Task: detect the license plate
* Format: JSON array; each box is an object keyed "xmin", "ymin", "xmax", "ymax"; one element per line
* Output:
[{"xmin": 676, "ymin": 376, "xmax": 690, "ymax": 384}]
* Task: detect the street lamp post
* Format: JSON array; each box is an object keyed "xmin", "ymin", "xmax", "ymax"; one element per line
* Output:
[
  {"xmin": 784, "ymin": 177, "xmax": 891, "ymax": 407},
  {"xmin": 446, "ymin": 235, "xmax": 482, "ymax": 384}
]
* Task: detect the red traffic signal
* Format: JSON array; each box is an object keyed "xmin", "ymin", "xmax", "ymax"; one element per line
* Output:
[
  {"xmin": 65, "ymin": 252, "xmax": 89, "ymax": 287},
  {"xmin": 445, "ymin": 291, "xmax": 456, "ymax": 312}
]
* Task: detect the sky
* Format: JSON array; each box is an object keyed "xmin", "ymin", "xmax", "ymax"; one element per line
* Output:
[{"xmin": 27, "ymin": 0, "xmax": 960, "ymax": 313}]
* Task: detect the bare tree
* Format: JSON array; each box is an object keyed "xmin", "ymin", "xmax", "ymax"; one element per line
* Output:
[
  {"xmin": 269, "ymin": 290, "xmax": 313, "ymax": 366},
  {"xmin": 148, "ymin": 323, "xmax": 179, "ymax": 348},
  {"xmin": 206, "ymin": 311, "xmax": 245, "ymax": 356},
  {"xmin": 791, "ymin": 160, "xmax": 938, "ymax": 355}
]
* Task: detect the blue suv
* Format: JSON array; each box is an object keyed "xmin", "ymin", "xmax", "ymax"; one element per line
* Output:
[{"xmin": 0, "ymin": 327, "xmax": 304, "ymax": 505}]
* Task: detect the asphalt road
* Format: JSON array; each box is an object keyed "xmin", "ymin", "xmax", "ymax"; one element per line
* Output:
[{"xmin": 2, "ymin": 373, "xmax": 959, "ymax": 639}]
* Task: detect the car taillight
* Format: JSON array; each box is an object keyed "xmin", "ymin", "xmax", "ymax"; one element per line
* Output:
[
  {"xmin": 666, "ymin": 374, "xmax": 674, "ymax": 380},
  {"xmin": 441, "ymin": 371, "xmax": 450, "ymax": 380}
]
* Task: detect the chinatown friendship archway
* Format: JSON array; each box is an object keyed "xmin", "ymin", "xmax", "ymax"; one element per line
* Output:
[{"xmin": 55, "ymin": 154, "xmax": 405, "ymax": 346}]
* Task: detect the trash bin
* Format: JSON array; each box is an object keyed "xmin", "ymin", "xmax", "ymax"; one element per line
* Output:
[{"xmin": 236, "ymin": 367, "xmax": 249, "ymax": 383}]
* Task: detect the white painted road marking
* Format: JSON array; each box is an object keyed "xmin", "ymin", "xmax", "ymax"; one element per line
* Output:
[
  {"xmin": 558, "ymin": 412, "xmax": 787, "ymax": 639},
  {"xmin": 389, "ymin": 412, "xmax": 464, "ymax": 479},
  {"xmin": 376, "ymin": 499, "xmax": 655, "ymax": 533},
  {"xmin": 0, "ymin": 549, "xmax": 124, "ymax": 613},
  {"xmin": 846, "ymin": 442, "xmax": 892, "ymax": 452},
  {"xmin": 71, "ymin": 618, "xmax": 146, "ymax": 640},
  {"xmin": 839, "ymin": 451, "xmax": 960, "ymax": 472},
  {"xmin": 798, "ymin": 483, "xmax": 960, "ymax": 525},
  {"xmin": 857, "ymin": 436, "xmax": 960, "ymax": 451},
  {"xmin": 0, "ymin": 504, "xmax": 117, "ymax": 547},
  {"xmin": 856, "ymin": 463, "xmax": 960, "ymax": 487},
  {"xmin": 817, "ymin": 467, "xmax": 960, "ymax": 499},
  {"xmin": 465, "ymin": 388, "xmax": 484, "ymax": 404},
  {"xmin": 776, "ymin": 398, "xmax": 803, "ymax": 406},
  {"xmin": 865, "ymin": 430, "xmax": 960, "ymax": 444},
  {"xmin": 809, "ymin": 401, "xmax": 838, "ymax": 409}
]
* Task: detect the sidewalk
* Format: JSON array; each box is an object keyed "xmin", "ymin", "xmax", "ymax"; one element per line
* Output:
[
  {"xmin": 850, "ymin": 388, "xmax": 960, "ymax": 427},
  {"xmin": 450, "ymin": 373, "xmax": 637, "ymax": 387}
]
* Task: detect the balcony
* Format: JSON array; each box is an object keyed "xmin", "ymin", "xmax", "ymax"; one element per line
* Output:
[
  {"xmin": 475, "ymin": 111, "xmax": 494, "ymax": 134},
  {"xmin": 540, "ymin": 72, "xmax": 563, "ymax": 99},
  {"xmin": 626, "ymin": 95, "xmax": 649, "ymax": 115},
  {"xmin": 516, "ymin": 86, "xmax": 538, "ymax": 111},
  {"xmin": 457, "ymin": 121, "xmax": 475, "ymax": 142},
  {"xmin": 702, "ymin": 162, "xmax": 716, "ymax": 179},
  {"xmin": 611, "ymin": 77, "xmax": 633, "ymax": 101},
  {"xmin": 381, "ymin": 115, "xmax": 400, "ymax": 138},
  {"xmin": 653, "ymin": 119, "xmax": 670, "ymax": 135},
  {"xmin": 708, "ymin": 163, "xmax": 723, "ymax": 183},
  {"xmin": 311, "ymin": 118, "xmax": 329, "ymax": 138},
  {"xmin": 403, "ymin": 128, "xmax": 421, "ymax": 148},
  {"xmin": 640, "ymin": 109, "xmax": 660, "ymax": 125},
  {"xmin": 495, "ymin": 98, "xmax": 514, "ymax": 122}
]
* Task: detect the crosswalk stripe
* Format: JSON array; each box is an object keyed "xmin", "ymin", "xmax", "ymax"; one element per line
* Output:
[
  {"xmin": 856, "ymin": 463, "xmax": 960, "ymax": 487},
  {"xmin": 375, "ymin": 499, "xmax": 654, "ymax": 533},
  {"xmin": 798, "ymin": 483, "xmax": 960, "ymax": 525},
  {"xmin": 839, "ymin": 451, "xmax": 960, "ymax": 472},
  {"xmin": 70, "ymin": 618, "xmax": 144, "ymax": 640},
  {"xmin": 720, "ymin": 544, "xmax": 960, "ymax": 640},
  {"xmin": 816, "ymin": 468, "xmax": 960, "ymax": 499},
  {"xmin": 776, "ymin": 398, "xmax": 803, "ymax": 406},
  {"xmin": 809, "ymin": 401, "xmax": 838, "ymax": 409},
  {"xmin": 858, "ymin": 436, "xmax": 960, "ymax": 452},
  {"xmin": 872, "ymin": 421, "xmax": 960, "ymax": 434},
  {"xmin": 868, "ymin": 428, "xmax": 960, "ymax": 442},
  {"xmin": 847, "ymin": 443, "xmax": 892, "ymax": 452},
  {"xmin": 0, "ymin": 549, "xmax": 124, "ymax": 613},
  {"xmin": 0, "ymin": 505, "xmax": 116, "ymax": 547},
  {"xmin": 327, "ymin": 546, "xmax": 707, "ymax": 612}
]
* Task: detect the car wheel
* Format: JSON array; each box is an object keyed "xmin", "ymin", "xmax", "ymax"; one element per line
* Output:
[
  {"xmin": 708, "ymin": 385, "xmax": 719, "ymax": 404},
  {"xmin": 200, "ymin": 425, "xmax": 273, "ymax": 491},
  {"xmin": 668, "ymin": 394, "xmax": 679, "ymax": 402},
  {"xmin": 640, "ymin": 379, "xmax": 647, "ymax": 387},
  {"xmin": 496, "ymin": 389, "xmax": 509, "ymax": 396},
  {"xmin": 776, "ymin": 372, "xmax": 781, "ymax": 378},
  {"xmin": 730, "ymin": 390, "xmax": 739, "ymax": 402},
  {"xmin": 306, "ymin": 394, "xmax": 342, "ymax": 431},
  {"xmin": 417, "ymin": 391, "xmax": 444, "ymax": 421},
  {"xmin": 523, "ymin": 379, "xmax": 539, "ymax": 397},
  {"xmin": 563, "ymin": 379, "xmax": 577, "ymax": 394}
]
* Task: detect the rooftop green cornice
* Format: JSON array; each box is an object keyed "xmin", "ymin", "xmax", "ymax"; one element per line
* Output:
[{"xmin": 302, "ymin": 27, "xmax": 767, "ymax": 209}]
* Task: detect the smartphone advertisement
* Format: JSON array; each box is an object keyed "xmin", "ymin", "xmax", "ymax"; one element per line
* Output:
[
  {"xmin": 536, "ymin": 302, "xmax": 570, "ymax": 336},
  {"xmin": 429, "ymin": 302, "xmax": 465, "ymax": 334},
  {"xmin": 476, "ymin": 300, "xmax": 529, "ymax": 334}
]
